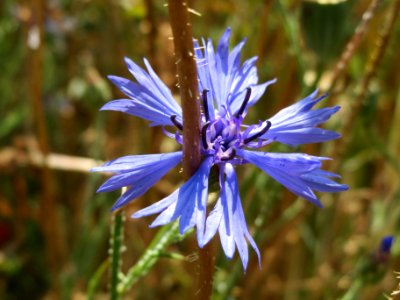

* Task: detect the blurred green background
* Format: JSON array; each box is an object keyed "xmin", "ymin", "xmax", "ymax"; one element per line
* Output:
[{"xmin": 1, "ymin": 0, "xmax": 400, "ymax": 299}]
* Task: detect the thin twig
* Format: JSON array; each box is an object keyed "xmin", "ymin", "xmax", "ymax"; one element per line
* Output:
[
  {"xmin": 27, "ymin": 0, "xmax": 65, "ymax": 275},
  {"xmin": 324, "ymin": 0, "xmax": 383, "ymax": 97},
  {"xmin": 329, "ymin": 0, "xmax": 400, "ymax": 171},
  {"xmin": 0, "ymin": 147, "xmax": 99, "ymax": 173}
]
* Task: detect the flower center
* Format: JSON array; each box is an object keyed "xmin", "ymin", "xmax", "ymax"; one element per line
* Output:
[
  {"xmin": 169, "ymin": 87, "xmax": 272, "ymax": 164},
  {"xmin": 201, "ymin": 117, "xmax": 240, "ymax": 161}
]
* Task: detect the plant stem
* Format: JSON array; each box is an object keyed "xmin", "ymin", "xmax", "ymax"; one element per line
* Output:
[
  {"xmin": 167, "ymin": 1, "xmax": 214, "ymax": 299},
  {"xmin": 325, "ymin": 0, "xmax": 383, "ymax": 95},
  {"xmin": 329, "ymin": 0, "xmax": 400, "ymax": 171},
  {"xmin": 87, "ymin": 259, "xmax": 110, "ymax": 300},
  {"xmin": 28, "ymin": 0, "xmax": 65, "ymax": 276},
  {"xmin": 167, "ymin": 0, "xmax": 201, "ymax": 179},
  {"xmin": 341, "ymin": 278, "xmax": 363, "ymax": 300},
  {"xmin": 117, "ymin": 222, "xmax": 183, "ymax": 294},
  {"xmin": 110, "ymin": 212, "xmax": 124, "ymax": 300}
]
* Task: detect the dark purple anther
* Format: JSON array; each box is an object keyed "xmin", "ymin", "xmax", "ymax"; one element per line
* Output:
[
  {"xmin": 202, "ymin": 89, "xmax": 210, "ymax": 121},
  {"xmin": 170, "ymin": 115, "xmax": 183, "ymax": 130},
  {"xmin": 201, "ymin": 121, "xmax": 211, "ymax": 149},
  {"xmin": 235, "ymin": 87, "xmax": 252, "ymax": 118},
  {"xmin": 244, "ymin": 121, "xmax": 271, "ymax": 144}
]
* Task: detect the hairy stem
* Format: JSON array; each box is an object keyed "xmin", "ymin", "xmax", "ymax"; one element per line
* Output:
[
  {"xmin": 117, "ymin": 222, "xmax": 182, "ymax": 294},
  {"xmin": 167, "ymin": 0, "xmax": 201, "ymax": 178},
  {"xmin": 110, "ymin": 211, "xmax": 124, "ymax": 300},
  {"xmin": 167, "ymin": 1, "xmax": 214, "ymax": 299}
]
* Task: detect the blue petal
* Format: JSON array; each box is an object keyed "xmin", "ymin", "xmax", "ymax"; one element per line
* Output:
[
  {"xmin": 265, "ymin": 128, "xmax": 340, "ymax": 146},
  {"xmin": 260, "ymin": 91, "xmax": 341, "ymax": 145},
  {"xmin": 212, "ymin": 28, "xmax": 232, "ymax": 109},
  {"xmin": 92, "ymin": 152, "xmax": 182, "ymax": 173},
  {"xmin": 236, "ymin": 150, "xmax": 348, "ymax": 207},
  {"xmin": 203, "ymin": 198, "xmax": 223, "ymax": 246},
  {"xmin": 229, "ymin": 56, "xmax": 257, "ymax": 90},
  {"xmin": 270, "ymin": 106, "xmax": 340, "ymax": 129},
  {"xmin": 92, "ymin": 152, "xmax": 182, "ymax": 211},
  {"xmin": 228, "ymin": 38, "xmax": 246, "ymax": 77},
  {"xmin": 195, "ymin": 39, "xmax": 216, "ymax": 121},
  {"xmin": 125, "ymin": 57, "xmax": 181, "ymax": 113},
  {"xmin": 218, "ymin": 200, "xmax": 236, "ymax": 259},
  {"xmin": 300, "ymin": 173, "xmax": 349, "ymax": 193},
  {"xmin": 203, "ymin": 164, "xmax": 260, "ymax": 270},
  {"xmin": 204, "ymin": 38, "xmax": 221, "ymax": 109},
  {"xmin": 104, "ymin": 58, "xmax": 182, "ymax": 126},
  {"xmin": 132, "ymin": 157, "xmax": 213, "ymax": 245},
  {"xmin": 101, "ymin": 98, "xmax": 177, "ymax": 127},
  {"xmin": 224, "ymin": 164, "xmax": 260, "ymax": 269},
  {"xmin": 196, "ymin": 28, "xmax": 273, "ymax": 114},
  {"xmin": 216, "ymin": 27, "xmax": 231, "ymax": 76},
  {"xmin": 310, "ymin": 169, "xmax": 341, "ymax": 179}
]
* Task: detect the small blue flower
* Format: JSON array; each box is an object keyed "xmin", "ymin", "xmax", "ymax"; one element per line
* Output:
[
  {"xmin": 92, "ymin": 28, "xmax": 348, "ymax": 270},
  {"xmin": 372, "ymin": 235, "xmax": 394, "ymax": 265},
  {"xmin": 380, "ymin": 235, "xmax": 394, "ymax": 254}
]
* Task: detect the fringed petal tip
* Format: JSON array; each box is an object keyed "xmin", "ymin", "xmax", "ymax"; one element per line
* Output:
[
  {"xmin": 268, "ymin": 77, "xmax": 278, "ymax": 85},
  {"xmin": 110, "ymin": 204, "xmax": 121, "ymax": 212},
  {"xmin": 237, "ymin": 149, "xmax": 347, "ymax": 209},
  {"xmin": 107, "ymin": 74, "xmax": 119, "ymax": 81},
  {"xmin": 98, "ymin": 99, "xmax": 133, "ymax": 112},
  {"xmin": 123, "ymin": 56, "xmax": 132, "ymax": 65},
  {"xmin": 129, "ymin": 157, "xmax": 213, "ymax": 240},
  {"xmin": 94, "ymin": 152, "xmax": 182, "ymax": 211},
  {"xmin": 89, "ymin": 167, "xmax": 99, "ymax": 173},
  {"xmin": 105, "ymin": 59, "xmax": 182, "ymax": 126},
  {"xmin": 200, "ymin": 164, "xmax": 261, "ymax": 271},
  {"xmin": 221, "ymin": 26, "xmax": 232, "ymax": 36},
  {"xmin": 307, "ymin": 197, "xmax": 324, "ymax": 208},
  {"xmin": 262, "ymin": 88, "xmax": 341, "ymax": 146}
]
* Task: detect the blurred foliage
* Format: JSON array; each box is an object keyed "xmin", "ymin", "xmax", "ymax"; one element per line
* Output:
[
  {"xmin": 0, "ymin": 0, "xmax": 400, "ymax": 299},
  {"xmin": 301, "ymin": 0, "xmax": 354, "ymax": 62}
]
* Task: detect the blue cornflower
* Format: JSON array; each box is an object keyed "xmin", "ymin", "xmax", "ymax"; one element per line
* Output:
[
  {"xmin": 379, "ymin": 236, "xmax": 394, "ymax": 255},
  {"xmin": 92, "ymin": 28, "xmax": 348, "ymax": 269},
  {"xmin": 372, "ymin": 235, "xmax": 394, "ymax": 264}
]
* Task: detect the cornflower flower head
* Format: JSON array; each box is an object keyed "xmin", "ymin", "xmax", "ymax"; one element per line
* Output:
[
  {"xmin": 92, "ymin": 28, "xmax": 348, "ymax": 270},
  {"xmin": 374, "ymin": 235, "xmax": 394, "ymax": 264}
]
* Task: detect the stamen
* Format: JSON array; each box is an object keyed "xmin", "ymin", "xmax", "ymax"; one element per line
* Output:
[
  {"xmin": 170, "ymin": 115, "xmax": 183, "ymax": 130},
  {"xmin": 202, "ymin": 89, "xmax": 210, "ymax": 121},
  {"xmin": 201, "ymin": 121, "xmax": 211, "ymax": 149},
  {"xmin": 243, "ymin": 121, "xmax": 271, "ymax": 144},
  {"xmin": 235, "ymin": 87, "xmax": 252, "ymax": 117}
]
